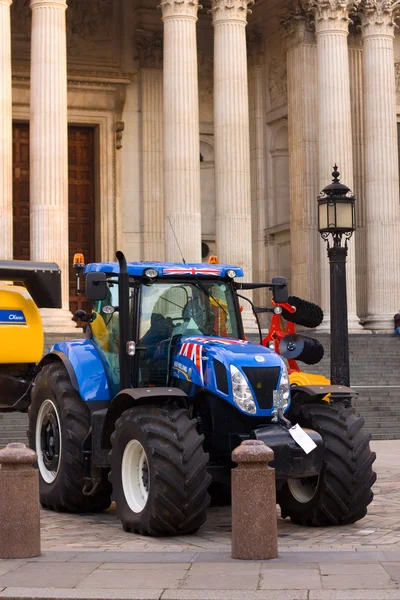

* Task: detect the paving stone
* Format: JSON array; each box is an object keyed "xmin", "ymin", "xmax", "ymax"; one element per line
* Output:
[
  {"xmin": 0, "ymin": 589, "xmax": 162, "ymax": 600},
  {"xmin": 76, "ymin": 568, "xmax": 188, "ymax": 590},
  {"xmin": 0, "ymin": 562, "xmax": 100, "ymax": 589},
  {"xmin": 161, "ymin": 591, "xmax": 308, "ymax": 600},
  {"xmin": 97, "ymin": 563, "xmax": 192, "ymax": 570},
  {"xmin": 382, "ymin": 563, "xmax": 400, "ymax": 582},
  {"xmin": 0, "ymin": 563, "xmax": 26, "ymax": 577},
  {"xmin": 259, "ymin": 568, "xmax": 322, "ymax": 590},
  {"xmin": 70, "ymin": 552, "xmax": 198, "ymax": 563},
  {"xmin": 180, "ymin": 562, "xmax": 260, "ymax": 590},
  {"xmin": 320, "ymin": 563, "xmax": 389, "ymax": 575},
  {"xmin": 321, "ymin": 572, "xmax": 393, "ymax": 590},
  {"xmin": 309, "ymin": 592, "xmax": 400, "ymax": 600}
]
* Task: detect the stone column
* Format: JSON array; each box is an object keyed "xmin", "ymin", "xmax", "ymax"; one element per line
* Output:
[
  {"xmin": 137, "ymin": 30, "xmax": 165, "ymax": 261},
  {"xmin": 247, "ymin": 29, "xmax": 267, "ymax": 306},
  {"xmin": 360, "ymin": 0, "xmax": 400, "ymax": 331},
  {"xmin": 307, "ymin": 0, "xmax": 362, "ymax": 331},
  {"xmin": 348, "ymin": 29, "xmax": 367, "ymax": 321},
  {"xmin": 159, "ymin": 0, "xmax": 202, "ymax": 263},
  {"xmin": 30, "ymin": 0, "xmax": 73, "ymax": 331},
  {"xmin": 0, "ymin": 0, "xmax": 13, "ymax": 261},
  {"xmin": 212, "ymin": 0, "xmax": 253, "ymax": 282},
  {"xmin": 282, "ymin": 5, "xmax": 320, "ymax": 304}
]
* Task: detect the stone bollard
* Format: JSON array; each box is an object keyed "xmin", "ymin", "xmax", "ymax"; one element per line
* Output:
[
  {"xmin": 231, "ymin": 440, "xmax": 278, "ymax": 560},
  {"xmin": 0, "ymin": 443, "xmax": 41, "ymax": 558}
]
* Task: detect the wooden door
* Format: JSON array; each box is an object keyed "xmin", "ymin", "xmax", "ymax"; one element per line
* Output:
[
  {"xmin": 12, "ymin": 123, "xmax": 96, "ymax": 313},
  {"xmin": 13, "ymin": 124, "xmax": 30, "ymax": 261},
  {"xmin": 68, "ymin": 127, "xmax": 96, "ymax": 314}
]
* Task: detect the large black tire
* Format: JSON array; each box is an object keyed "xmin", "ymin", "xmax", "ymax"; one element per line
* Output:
[
  {"xmin": 277, "ymin": 401, "xmax": 376, "ymax": 526},
  {"xmin": 28, "ymin": 362, "xmax": 112, "ymax": 513},
  {"xmin": 109, "ymin": 404, "xmax": 211, "ymax": 536},
  {"xmin": 281, "ymin": 296, "xmax": 324, "ymax": 329}
]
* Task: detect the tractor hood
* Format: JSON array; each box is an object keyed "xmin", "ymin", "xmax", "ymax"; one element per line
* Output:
[{"xmin": 171, "ymin": 336, "xmax": 288, "ymax": 417}]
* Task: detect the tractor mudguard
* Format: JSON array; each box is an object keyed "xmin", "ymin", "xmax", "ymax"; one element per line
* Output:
[
  {"xmin": 101, "ymin": 387, "xmax": 188, "ymax": 449},
  {"xmin": 40, "ymin": 340, "xmax": 111, "ymax": 403},
  {"xmin": 251, "ymin": 424, "xmax": 324, "ymax": 480},
  {"xmin": 290, "ymin": 384, "xmax": 356, "ymax": 404}
]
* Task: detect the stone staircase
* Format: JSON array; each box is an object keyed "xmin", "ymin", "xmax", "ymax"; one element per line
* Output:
[
  {"xmin": 0, "ymin": 332, "xmax": 399, "ymax": 447},
  {"xmin": 300, "ymin": 334, "xmax": 400, "ymax": 440}
]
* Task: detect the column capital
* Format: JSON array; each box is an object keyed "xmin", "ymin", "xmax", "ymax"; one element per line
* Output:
[
  {"xmin": 211, "ymin": 0, "xmax": 254, "ymax": 25},
  {"xmin": 280, "ymin": 0, "xmax": 315, "ymax": 46},
  {"xmin": 246, "ymin": 27, "xmax": 264, "ymax": 65},
  {"xmin": 30, "ymin": 0, "xmax": 67, "ymax": 8},
  {"xmin": 136, "ymin": 29, "xmax": 163, "ymax": 68},
  {"xmin": 307, "ymin": 0, "xmax": 361, "ymax": 33},
  {"xmin": 360, "ymin": 0, "xmax": 399, "ymax": 39},
  {"xmin": 0, "ymin": 1, "xmax": 12, "ymax": 6},
  {"xmin": 159, "ymin": 0, "xmax": 201, "ymax": 21}
]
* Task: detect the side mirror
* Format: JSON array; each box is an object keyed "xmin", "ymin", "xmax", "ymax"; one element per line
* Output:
[
  {"xmin": 272, "ymin": 276, "xmax": 288, "ymax": 304},
  {"xmin": 86, "ymin": 272, "xmax": 107, "ymax": 302}
]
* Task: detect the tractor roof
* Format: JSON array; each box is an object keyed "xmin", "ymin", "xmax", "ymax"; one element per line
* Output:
[{"xmin": 84, "ymin": 262, "xmax": 244, "ymax": 278}]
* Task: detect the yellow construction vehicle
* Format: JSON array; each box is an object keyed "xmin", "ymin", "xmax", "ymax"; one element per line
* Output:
[{"xmin": 0, "ymin": 260, "xmax": 61, "ymax": 412}]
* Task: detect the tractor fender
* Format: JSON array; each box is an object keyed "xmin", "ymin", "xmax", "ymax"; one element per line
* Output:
[
  {"xmin": 290, "ymin": 384, "xmax": 356, "ymax": 407},
  {"xmin": 101, "ymin": 387, "xmax": 188, "ymax": 449},
  {"xmin": 39, "ymin": 339, "xmax": 111, "ymax": 403}
]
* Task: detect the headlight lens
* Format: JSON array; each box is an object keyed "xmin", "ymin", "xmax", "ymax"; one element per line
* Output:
[
  {"xmin": 143, "ymin": 268, "xmax": 158, "ymax": 278},
  {"xmin": 230, "ymin": 365, "xmax": 257, "ymax": 414},
  {"xmin": 279, "ymin": 361, "xmax": 290, "ymax": 410},
  {"xmin": 226, "ymin": 269, "xmax": 236, "ymax": 279}
]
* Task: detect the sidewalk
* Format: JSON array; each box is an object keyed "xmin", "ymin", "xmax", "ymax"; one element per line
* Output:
[{"xmin": 0, "ymin": 441, "xmax": 400, "ymax": 600}]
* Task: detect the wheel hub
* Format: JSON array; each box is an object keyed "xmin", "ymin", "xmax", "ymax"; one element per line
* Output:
[
  {"xmin": 287, "ymin": 476, "xmax": 319, "ymax": 504},
  {"xmin": 122, "ymin": 440, "xmax": 150, "ymax": 514},
  {"xmin": 35, "ymin": 399, "xmax": 62, "ymax": 484}
]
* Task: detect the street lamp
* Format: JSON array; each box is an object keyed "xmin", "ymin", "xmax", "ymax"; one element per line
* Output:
[{"xmin": 318, "ymin": 165, "xmax": 355, "ymax": 387}]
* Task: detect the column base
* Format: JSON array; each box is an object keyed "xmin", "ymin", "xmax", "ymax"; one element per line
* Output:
[
  {"xmin": 316, "ymin": 313, "xmax": 368, "ymax": 334},
  {"xmin": 40, "ymin": 308, "xmax": 77, "ymax": 334},
  {"xmin": 362, "ymin": 313, "xmax": 396, "ymax": 333}
]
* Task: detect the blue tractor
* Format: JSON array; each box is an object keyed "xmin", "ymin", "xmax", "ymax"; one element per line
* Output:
[{"xmin": 25, "ymin": 252, "xmax": 375, "ymax": 535}]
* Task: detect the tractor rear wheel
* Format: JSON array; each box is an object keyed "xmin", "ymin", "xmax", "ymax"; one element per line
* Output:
[
  {"xmin": 109, "ymin": 404, "xmax": 211, "ymax": 536},
  {"xmin": 277, "ymin": 401, "xmax": 376, "ymax": 526},
  {"xmin": 28, "ymin": 363, "xmax": 112, "ymax": 513}
]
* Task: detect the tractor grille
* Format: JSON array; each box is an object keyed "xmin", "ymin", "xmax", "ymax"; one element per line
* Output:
[{"xmin": 242, "ymin": 367, "xmax": 281, "ymax": 410}]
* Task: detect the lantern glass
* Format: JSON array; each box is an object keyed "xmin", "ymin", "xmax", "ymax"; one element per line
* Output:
[
  {"xmin": 336, "ymin": 201, "xmax": 353, "ymax": 229},
  {"xmin": 328, "ymin": 202, "xmax": 336, "ymax": 228},
  {"xmin": 319, "ymin": 201, "xmax": 328, "ymax": 231}
]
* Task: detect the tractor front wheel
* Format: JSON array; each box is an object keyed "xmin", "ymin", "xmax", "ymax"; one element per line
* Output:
[
  {"xmin": 28, "ymin": 363, "xmax": 112, "ymax": 513},
  {"xmin": 277, "ymin": 401, "xmax": 376, "ymax": 526},
  {"xmin": 109, "ymin": 404, "xmax": 211, "ymax": 536}
]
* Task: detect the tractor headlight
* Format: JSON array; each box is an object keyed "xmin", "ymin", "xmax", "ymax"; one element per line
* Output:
[
  {"xmin": 230, "ymin": 365, "xmax": 257, "ymax": 414},
  {"xmin": 226, "ymin": 269, "xmax": 236, "ymax": 279},
  {"xmin": 278, "ymin": 361, "xmax": 290, "ymax": 410}
]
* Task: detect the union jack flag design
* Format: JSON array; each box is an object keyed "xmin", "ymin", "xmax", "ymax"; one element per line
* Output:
[
  {"xmin": 179, "ymin": 342, "xmax": 204, "ymax": 382},
  {"xmin": 162, "ymin": 266, "xmax": 221, "ymax": 276}
]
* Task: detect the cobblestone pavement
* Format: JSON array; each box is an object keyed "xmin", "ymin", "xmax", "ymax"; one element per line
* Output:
[{"xmin": 40, "ymin": 440, "xmax": 400, "ymax": 554}]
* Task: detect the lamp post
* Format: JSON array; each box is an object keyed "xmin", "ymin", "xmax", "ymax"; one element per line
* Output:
[{"xmin": 318, "ymin": 166, "xmax": 356, "ymax": 387}]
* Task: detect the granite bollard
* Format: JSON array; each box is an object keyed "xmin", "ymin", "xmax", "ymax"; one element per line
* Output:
[
  {"xmin": 0, "ymin": 443, "xmax": 40, "ymax": 558},
  {"xmin": 231, "ymin": 439, "xmax": 278, "ymax": 560}
]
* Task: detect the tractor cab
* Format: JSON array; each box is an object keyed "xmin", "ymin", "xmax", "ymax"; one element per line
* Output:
[{"xmin": 75, "ymin": 254, "xmax": 287, "ymax": 400}]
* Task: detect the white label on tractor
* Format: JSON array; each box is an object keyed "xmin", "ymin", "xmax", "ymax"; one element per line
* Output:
[{"xmin": 289, "ymin": 424, "xmax": 317, "ymax": 454}]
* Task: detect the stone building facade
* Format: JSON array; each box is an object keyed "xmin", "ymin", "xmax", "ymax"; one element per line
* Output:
[{"xmin": 1, "ymin": 0, "xmax": 400, "ymax": 332}]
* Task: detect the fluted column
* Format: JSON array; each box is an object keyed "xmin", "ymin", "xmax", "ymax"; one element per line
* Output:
[
  {"xmin": 349, "ymin": 31, "xmax": 367, "ymax": 320},
  {"xmin": 282, "ymin": 7, "xmax": 320, "ymax": 303},
  {"xmin": 308, "ymin": 0, "xmax": 362, "ymax": 331},
  {"xmin": 0, "ymin": 0, "xmax": 12, "ymax": 261},
  {"xmin": 160, "ymin": 0, "xmax": 201, "ymax": 262},
  {"xmin": 360, "ymin": 0, "xmax": 400, "ymax": 331},
  {"xmin": 137, "ymin": 31, "xmax": 165, "ymax": 261},
  {"xmin": 247, "ymin": 29, "xmax": 266, "ymax": 306},
  {"xmin": 212, "ymin": 0, "xmax": 256, "ymax": 331},
  {"xmin": 30, "ymin": 0, "xmax": 73, "ymax": 330}
]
